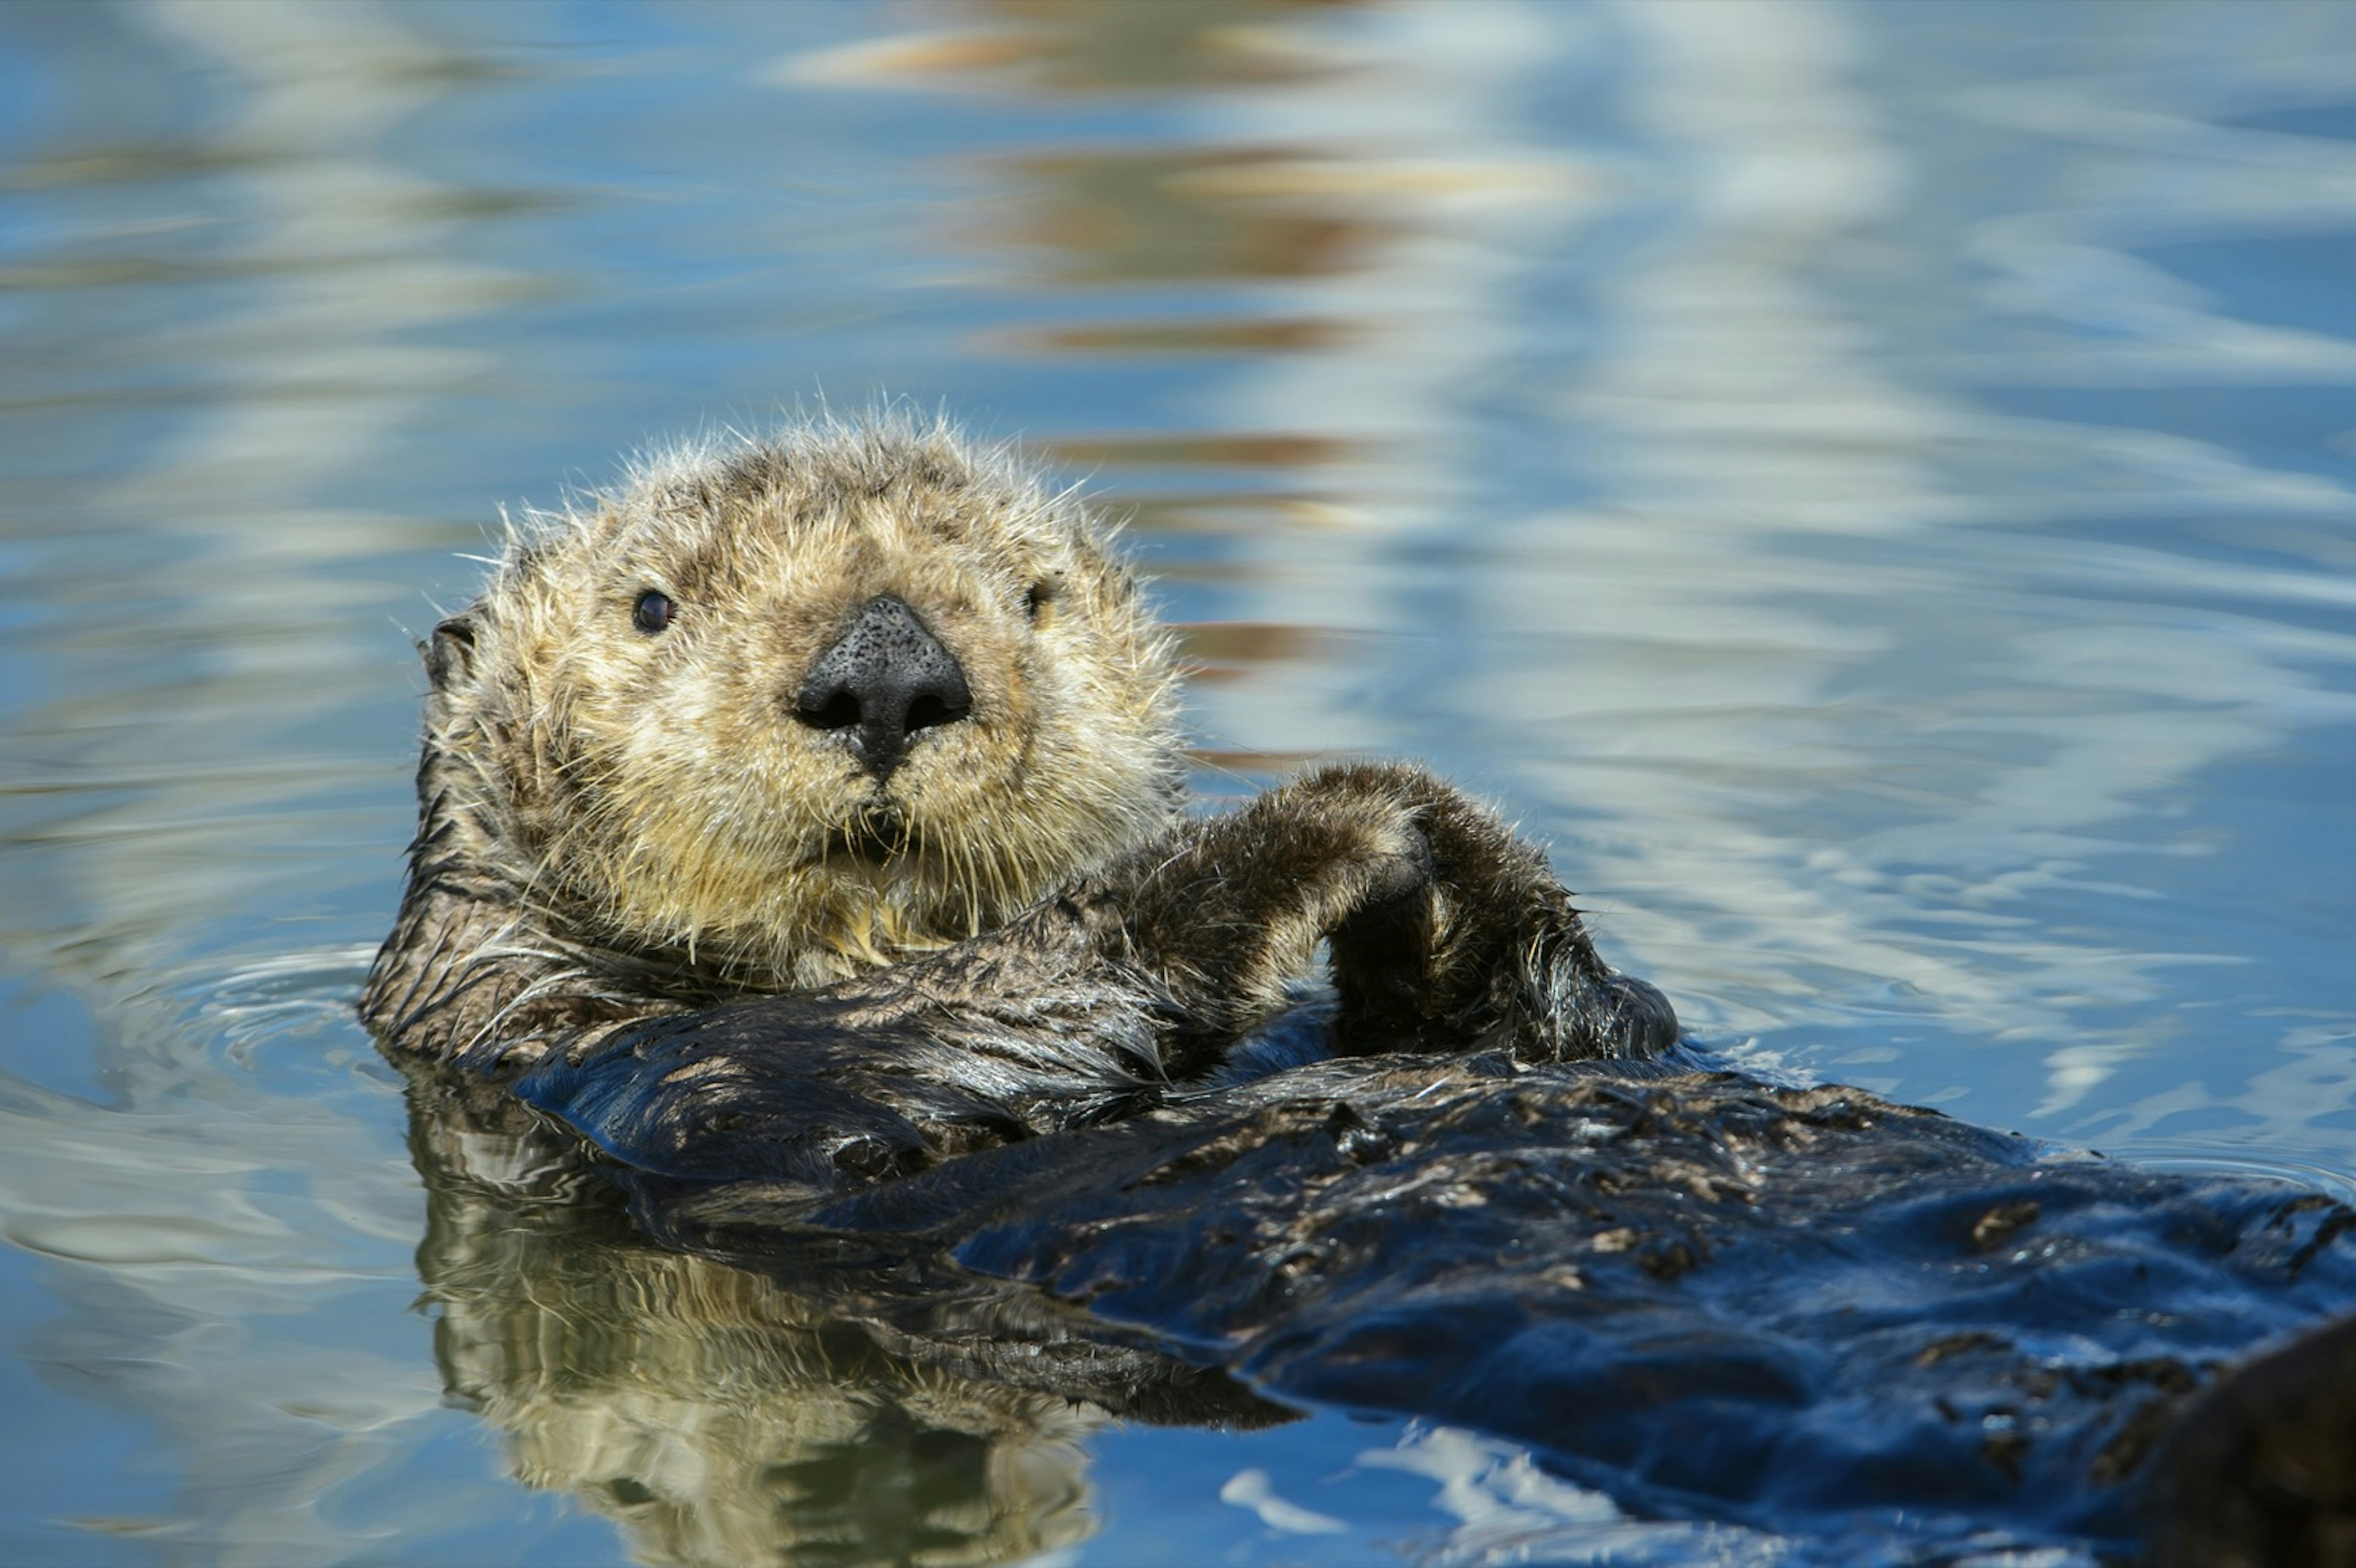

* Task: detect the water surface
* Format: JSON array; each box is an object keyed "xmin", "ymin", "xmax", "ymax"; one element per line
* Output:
[{"xmin": 4, "ymin": 2, "xmax": 2355, "ymax": 1562}]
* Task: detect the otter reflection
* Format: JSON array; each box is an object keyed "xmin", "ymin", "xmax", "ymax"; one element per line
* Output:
[{"xmin": 406, "ymin": 1070, "xmax": 1290, "ymax": 1568}]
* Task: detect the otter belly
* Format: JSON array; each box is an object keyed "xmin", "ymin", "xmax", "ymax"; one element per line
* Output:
[{"xmin": 520, "ymin": 1039, "xmax": 2356, "ymax": 1563}]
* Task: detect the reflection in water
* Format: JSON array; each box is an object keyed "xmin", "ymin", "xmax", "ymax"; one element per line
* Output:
[
  {"xmin": 785, "ymin": 0, "xmax": 1342, "ymax": 96},
  {"xmin": 985, "ymin": 148, "xmax": 1397, "ymax": 285},
  {"xmin": 407, "ymin": 1077, "xmax": 1145, "ymax": 1568},
  {"xmin": 2, "ymin": 0, "xmax": 2356, "ymax": 1562},
  {"xmin": 404, "ymin": 1055, "xmax": 1812, "ymax": 1568}
]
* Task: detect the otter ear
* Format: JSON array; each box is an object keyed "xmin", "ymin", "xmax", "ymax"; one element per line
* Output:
[{"xmin": 423, "ymin": 615, "xmax": 477, "ymax": 692}]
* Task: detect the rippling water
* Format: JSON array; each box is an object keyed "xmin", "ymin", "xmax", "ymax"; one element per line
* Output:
[{"xmin": 4, "ymin": 2, "xmax": 2355, "ymax": 1563}]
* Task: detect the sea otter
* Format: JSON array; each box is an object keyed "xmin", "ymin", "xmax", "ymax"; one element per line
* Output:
[
  {"xmin": 367, "ymin": 415, "xmax": 2356, "ymax": 1564},
  {"xmin": 363, "ymin": 413, "xmax": 1674, "ymax": 1187}
]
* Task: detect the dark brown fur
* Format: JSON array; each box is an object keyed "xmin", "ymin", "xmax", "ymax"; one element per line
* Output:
[{"xmin": 364, "ymin": 416, "xmax": 1671, "ymax": 1189}]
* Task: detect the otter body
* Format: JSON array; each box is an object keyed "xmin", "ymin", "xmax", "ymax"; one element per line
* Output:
[
  {"xmin": 365, "ymin": 416, "xmax": 1672, "ymax": 1187},
  {"xmin": 369, "ymin": 418, "xmax": 2356, "ymax": 1564}
]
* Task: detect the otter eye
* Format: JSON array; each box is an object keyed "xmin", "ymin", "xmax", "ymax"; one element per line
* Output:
[{"xmin": 632, "ymin": 590, "xmax": 675, "ymax": 635}]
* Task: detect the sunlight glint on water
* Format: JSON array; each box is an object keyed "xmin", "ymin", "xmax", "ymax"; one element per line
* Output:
[{"xmin": 1, "ymin": 2, "xmax": 2353, "ymax": 1563}]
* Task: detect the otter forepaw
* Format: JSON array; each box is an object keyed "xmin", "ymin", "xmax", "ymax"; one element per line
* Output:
[
  {"xmin": 1305, "ymin": 763, "xmax": 1673, "ymax": 1063},
  {"xmin": 1105, "ymin": 761, "xmax": 1672, "ymax": 1066}
]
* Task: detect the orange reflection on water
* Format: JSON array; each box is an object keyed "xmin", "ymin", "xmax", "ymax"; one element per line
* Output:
[
  {"xmin": 982, "ymin": 147, "xmax": 1396, "ymax": 285},
  {"xmin": 784, "ymin": 0, "xmax": 1359, "ymax": 95},
  {"xmin": 1041, "ymin": 432, "xmax": 1354, "ymax": 470},
  {"xmin": 989, "ymin": 317, "xmax": 1354, "ymax": 357}
]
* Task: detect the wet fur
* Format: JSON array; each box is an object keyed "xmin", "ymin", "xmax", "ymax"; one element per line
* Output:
[
  {"xmin": 367, "ymin": 416, "xmax": 2356, "ymax": 1561},
  {"xmin": 363, "ymin": 415, "xmax": 1672, "ymax": 1184}
]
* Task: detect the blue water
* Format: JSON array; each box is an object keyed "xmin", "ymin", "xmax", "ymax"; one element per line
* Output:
[{"xmin": 2, "ymin": 1, "xmax": 2354, "ymax": 1562}]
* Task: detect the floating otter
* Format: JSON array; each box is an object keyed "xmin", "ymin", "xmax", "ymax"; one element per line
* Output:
[
  {"xmin": 368, "ymin": 415, "xmax": 2356, "ymax": 1565},
  {"xmin": 363, "ymin": 413, "xmax": 1674, "ymax": 1189}
]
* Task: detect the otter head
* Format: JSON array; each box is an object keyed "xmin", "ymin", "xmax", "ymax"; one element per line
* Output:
[{"xmin": 426, "ymin": 417, "xmax": 1185, "ymax": 990}]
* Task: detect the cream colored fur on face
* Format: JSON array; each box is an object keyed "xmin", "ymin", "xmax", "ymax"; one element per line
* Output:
[{"xmin": 429, "ymin": 415, "xmax": 1185, "ymax": 993}]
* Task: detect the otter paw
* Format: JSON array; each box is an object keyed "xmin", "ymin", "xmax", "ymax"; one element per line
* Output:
[{"xmin": 1304, "ymin": 763, "xmax": 1671, "ymax": 1062}]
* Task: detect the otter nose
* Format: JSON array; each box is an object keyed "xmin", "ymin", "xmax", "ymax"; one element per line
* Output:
[{"xmin": 794, "ymin": 594, "xmax": 972, "ymax": 782}]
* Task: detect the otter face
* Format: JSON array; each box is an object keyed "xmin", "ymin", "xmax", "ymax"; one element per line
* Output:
[{"xmin": 433, "ymin": 420, "xmax": 1184, "ymax": 990}]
